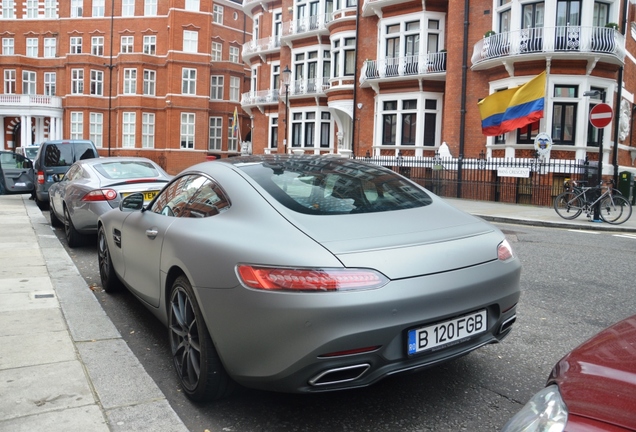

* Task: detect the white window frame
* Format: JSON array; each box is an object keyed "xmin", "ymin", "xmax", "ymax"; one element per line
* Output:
[
  {"xmin": 26, "ymin": 0, "xmax": 38, "ymax": 18},
  {"xmin": 2, "ymin": 0, "xmax": 15, "ymax": 19},
  {"xmin": 180, "ymin": 113, "xmax": 196, "ymax": 149},
  {"xmin": 90, "ymin": 70, "xmax": 104, "ymax": 96},
  {"xmin": 123, "ymin": 68, "xmax": 137, "ymax": 94},
  {"xmin": 93, "ymin": 0, "xmax": 105, "ymax": 17},
  {"xmin": 90, "ymin": 112, "xmax": 103, "ymax": 147},
  {"xmin": 269, "ymin": 116, "xmax": 279, "ymax": 149},
  {"xmin": 70, "ymin": 112, "xmax": 84, "ymax": 140},
  {"xmin": 182, "ymin": 68, "xmax": 197, "ymax": 95},
  {"xmin": 209, "ymin": 116, "xmax": 222, "ymax": 150},
  {"xmin": 122, "ymin": 0, "xmax": 135, "ymax": 17},
  {"xmin": 122, "ymin": 112, "xmax": 136, "ymax": 148},
  {"xmin": 142, "ymin": 113, "xmax": 155, "ymax": 148},
  {"xmin": 26, "ymin": 38, "xmax": 38, "ymax": 57},
  {"xmin": 44, "ymin": 38, "xmax": 56, "ymax": 58},
  {"xmin": 92, "ymin": 36, "xmax": 104, "ymax": 56},
  {"xmin": 213, "ymin": 5, "xmax": 224, "ymax": 24},
  {"xmin": 143, "ymin": 35, "xmax": 156, "ymax": 54},
  {"xmin": 211, "ymin": 41, "xmax": 222, "ymax": 61},
  {"xmin": 183, "ymin": 30, "xmax": 198, "ymax": 53},
  {"xmin": 229, "ymin": 46, "xmax": 239, "ymax": 63},
  {"xmin": 22, "ymin": 70, "xmax": 36, "ymax": 95},
  {"xmin": 71, "ymin": 68, "xmax": 84, "ymax": 94},
  {"xmin": 186, "ymin": 0, "xmax": 200, "ymax": 11},
  {"xmin": 44, "ymin": 0, "xmax": 57, "ymax": 18},
  {"xmin": 2, "ymin": 38, "xmax": 14, "ymax": 55},
  {"xmin": 144, "ymin": 0, "xmax": 157, "ymax": 16},
  {"xmin": 71, "ymin": 0, "xmax": 83, "ymax": 17},
  {"xmin": 228, "ymin": 115, "xmax": 238, "ymax": 151},
  {"xmin": 229, "ymin": 76, "xmax": 240, "ymax": 102},
  {"xmin": 44, "ymin": 72, "xmax": 56, "ymax": 96},
  {"xmin": 4, "ymin": 69, "xmax": 16, "ymax": 94},
  {"xmin": 210, "ymin": 75, "xmax": 224, "ymax": 100},
  {"xmin": 143, "ymin": 70, "xmax": 156, "ymax": 95},
  {"xmin": 70, "ymin": 36, "xmax": 82, "ymax": 54},
  {"xmin": 121, "ymin": 36, "xmax": 134, "ymax": 53},
  {"xmin": 290, "ymin": 110, "xmax": 334, "ymax": 150}
]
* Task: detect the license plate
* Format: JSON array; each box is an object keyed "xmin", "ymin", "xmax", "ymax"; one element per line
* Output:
[
  {"xmin": 407, "ymin": 310, "xmax": 487, "ymax": 355},
  {"xmin": 123, "ymin": 191, "xmax": 158, "ymax": 202}
]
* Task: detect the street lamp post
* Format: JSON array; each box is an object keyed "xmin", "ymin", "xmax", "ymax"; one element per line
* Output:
[
  {"xmin": 583, "ymin": 89, "xmax": 606, "ymax": 222},
  {"xmin": 282, "ymin": 66, "xmax": 292, "ymax": 154}
]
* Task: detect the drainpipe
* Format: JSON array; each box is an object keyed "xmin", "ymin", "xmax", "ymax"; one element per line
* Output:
[
  {"xmin": 351, "ymin": 6, "xmax": 360, "ymax": 157},
  {"xmin": 611, "ymin": 0, "xmax": 629, "ymax": 186},
  {"xmin": 456, "ymin": 0, "xmax": 470, "ymax": 198}
]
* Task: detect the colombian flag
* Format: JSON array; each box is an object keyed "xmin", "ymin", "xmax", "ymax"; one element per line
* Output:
[
  {"xmin": 478, "ymin": 71, "xmax": 546, "ymax": 136},
  {"xmin": 232, "ymin": 107, "xmax": 239, "ymax": 138}
]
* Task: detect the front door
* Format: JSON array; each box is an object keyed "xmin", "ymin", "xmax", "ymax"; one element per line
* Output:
[
  {"xmin": 0, "ymin": 151, "xmax": 35, "ymax": 195},
  {"xmin": 556, "ymin": 0, "xmax": 581, "ymax": 50}
]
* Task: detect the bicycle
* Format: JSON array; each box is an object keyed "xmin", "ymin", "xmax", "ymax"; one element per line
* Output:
[{"xmin": 553, "ymin": 179, "xmax": 632, "ymax": 225}]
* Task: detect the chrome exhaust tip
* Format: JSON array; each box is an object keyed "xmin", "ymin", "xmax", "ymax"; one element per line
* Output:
[{"xmin": 309, "ymin": 364, "xmax": 371, "ymax": 386}]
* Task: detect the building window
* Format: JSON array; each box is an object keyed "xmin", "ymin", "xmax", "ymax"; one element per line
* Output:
[
  {"xmin": 209, "ymin": 117, "xmax": 222, "ymax": 150},
  {"xmin": 269, "ymin": 117, "xmax": 278, "ymax": 149},
  {"xmin": 291, "ymin": 109, "xmax": 334, "ymax": 148},
  {"xmin": 228, "ymin": 116, "xmax": 238, "ymax": 151},
  {"xmin": 144, "ymin": 0, "xmax": 157, "ymax": 16},
  {"xmin": 44, "ymin": 72, "xmax": 56, "ymax": 96},
  {"xmin": 331, "ymin": 37, "xmax": 354, "ymax": 78},
  {"xmin": 272, "ymin": 64, "xmax": 280, "ymax": 90},
  {"xmin": 378, "ymin": 95, "xmax": 439, "ymax": 147},
  {"xmin": 26, "ymin": 0, "xmax": 38, "ymax": 18},
  {"xmin": 71, "ymin": 0, "xmax": 83, "ymax": 17},
  {"xmin": 71, "ymin": 69, "xmax": 84, "ymax": 94},
  {"xmin": 122, "ymin": 0, "xmax": 135, "ymax": 16},
  {"xmin": 91, "ymin": 37, "xmax": 104, "ymax": 55},
  {"xmin": 211, "ymin": 41, "xmax": 222, "ymax": 61},
  {"xmin": 44, "ymin": 0, "xmax": 57, "ymax": 18},
  {"xmin": 186, "ymin": 0, "xmax": 200, "ymax": 12},
  {"xmin": 22, "ymin": 71, "xmax": 36, "ymax": 95},
  {"xmin": 122, "ymin": 112, "xmax": 136, "ymax": 148},
  {"xmin": 213, "ymin": 5, "xmax": 223, "ymax": 24},
  {"xmin": 70, "ymin": 36, "xmax": 82, "ymax": 54},
  {"xmin": 70, "ymin": 112, "xmax": 83, "ymax": 139},
  {"xmin": 2, "ymin": 0, "xmax": 15, "ymax": 18},
  {"xmin": 2, "ymin": 38, "xmax": 14, "ymax": 55},
  {"xmin": 182, "ymin": 68, "xmax": 197, "ymax": 95},
  {"xmin": 121, "ymin": 36, "xmax": 134, "ymax": 53},
  {"xmin": 90, "ymin": 112, "xmax": 103, "ymax": 147},
  {"xmin": 26, "ymin": 38, "xmax": 38, "ymax": 57},
  {"xmin": 123, "ymin": 68, "xmax": 137, "ymax": 94},
  {"xmin": 143, "ymin": 70, "xmax": 156, "ymax": 95},
  {"xmin": 497, "ymin": 0, "xmax": 512, "ymax": 33},
  {"xmin": 4, "ymin": 70, "xmax": 16, "ymax": 94},
  {"xmin": 401, "ymin": 100, "xmax": 417, "ymax": 145},
  {"xmin": 142, "ymin": 113, "xmax": 155, "ymax": 148},
  {"xmin": 586, "ymin": 87, "xmax": 606, "ymax": 146},
  {"xmin": 229, "ymin": 76, "xmax": 240, "ymax": 101},
  {"xmin": 183, "ymin": 30, "xmax": 198, "ymax": 53},
  {"xmin": 551, "ymin": 85, "xmax": 578, "ymax": 145},
  {"xmin": 517, "ymin": 120, "xmax": 541, "ymax": 144},
  {"xmin": 90, "ymin": 70, "xmax": 103, "ymax": 96},
  {"xmin": 181, "ymin": 113, "xmax": 195, "ymax": 149},
  {"xmin": 143, "ymin": 35, "xmax": 156, "ymax": 54},
  {"xmin": 93, "ymin": 0, "xmax": 105, "ymax": 17},
  {"xmin": 229, "ymin": 46, "xmax": 239, "ymax": 63},
  {"xmin": 210, "ymin": 75, "xmax": 224, "ymax": 100},
  {"xmin": 44, "ymin": 38, "xmax": 56, "ymax": 57}
]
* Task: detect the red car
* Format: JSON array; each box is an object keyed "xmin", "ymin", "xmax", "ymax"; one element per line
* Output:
[{"xmin": 502, "ymin": 315, "xmax": 636, "ymax": 431}]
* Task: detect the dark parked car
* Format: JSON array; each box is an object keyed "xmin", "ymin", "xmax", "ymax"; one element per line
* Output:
[
  {"xmin": 49, "ymin": 157, "xmax": 172, "ymax": 247},
  {"xmin": 33, "ymin": 139, "xmax": 99, "ymax": 210},
  {"xmin": 0, "ymin": 150, "xmax": 35, "ymax": 195},
  {"xmin": 98, "ymin": 155, "xmax": 521, "ymax": 402},
  {"xmin": 502, "ymin": 314, "xmax": 636, "ymax": 431}
]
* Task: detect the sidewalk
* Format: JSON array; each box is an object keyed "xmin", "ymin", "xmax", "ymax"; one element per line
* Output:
[
  {"xmin": 1, "ymin": 194, "xmax": 634, "ymax": 432},
  {"xmin": 0, "ymin": 195, "xmax": 188, "ymax": 432}
]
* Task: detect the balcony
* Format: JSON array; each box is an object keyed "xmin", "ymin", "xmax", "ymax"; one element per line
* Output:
[
  {"xmin": 242, "ymin": 35, "xmax": 281, "ymax": 64},
  {"xmin": 240, "ymin": 89, "xmax": 280, "ymax": 114},
  {"xmin": 361, "ymin": 0, "xmax": 415, "ymax": 18},
  {"xmin": 471, "ymin": 26, "xmax": 625, "ymax": 74},
  {"xmin": 359, "ymin": 52, "xmax": 447, "ymax": 90},
  {"xmin": 0, "ymin": 94, "xmax": 63, "ymax": 112},
  {"xmin": 281, "ymin": 14, "xmax": 332, "ymax": 46},
  {"xmin": 288, "ymin": 77, "xmax": 330, "ymax": 98}
]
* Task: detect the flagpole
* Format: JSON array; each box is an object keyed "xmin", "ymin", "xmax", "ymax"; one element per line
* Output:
[{"xmin": 544, "ymin": 60, "xmax": 551, "ymax": 135}]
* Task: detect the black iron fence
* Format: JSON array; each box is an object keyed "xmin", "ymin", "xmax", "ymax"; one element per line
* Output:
[{"xmin": 355, "ymin": 155, "xmax": 592, "ymax": 207}]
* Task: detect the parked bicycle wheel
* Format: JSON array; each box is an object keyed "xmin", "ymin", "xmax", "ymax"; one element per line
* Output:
[
  {"xmin": 554, "ymin": 191, "xmax": 583, "ymax": 219},
  {"xmin": 599, "ymin": 195, "xmax": 632, "ymax": 225}
]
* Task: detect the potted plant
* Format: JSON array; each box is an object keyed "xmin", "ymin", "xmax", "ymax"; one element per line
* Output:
[{"xmin": 605, "ymin": 22, "xmax": 619, "ymax": 30}]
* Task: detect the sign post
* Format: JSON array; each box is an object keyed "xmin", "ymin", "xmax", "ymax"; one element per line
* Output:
[{"xmin": 589, "ymin": 102, "xmax": 613, "ymax": 221}]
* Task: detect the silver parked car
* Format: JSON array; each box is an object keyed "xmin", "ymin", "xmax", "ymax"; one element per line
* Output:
[
  {"xmin": 97, "ymin": 155, "xmax": 521, "ymax": 402},
  {"xmin": 49, "ymin": 157, "xmax": 171, "ymax": 247}
]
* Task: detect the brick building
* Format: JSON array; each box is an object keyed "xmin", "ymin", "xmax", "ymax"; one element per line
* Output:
[
  {"xmin": 0, "ymin": 0, "xmax": 251, "ymax": 174},
  {"xmin": 243, "ymin": 0, "xmax": 636, "ymax": 178}
]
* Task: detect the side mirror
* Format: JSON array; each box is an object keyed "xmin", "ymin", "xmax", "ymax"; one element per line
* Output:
[
  {"xmin": 120, "ymin": 193, "xmax": 145, "ymax": 211},
  {"xmin": 52, "ymin": 173, "xmax": 63, "ymax": 182}
]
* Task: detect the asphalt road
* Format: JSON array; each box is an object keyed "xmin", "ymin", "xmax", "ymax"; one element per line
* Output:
[{"xmin": 50, "ymin": 219, "xmax": 636, "ymax": 432}]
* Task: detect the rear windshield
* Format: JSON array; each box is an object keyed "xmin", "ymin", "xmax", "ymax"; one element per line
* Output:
[
  {"xmin": 93, "ymin": 161, "xmax": 162, "ymax": 180},
  {"xmin": 43, "ymin": 142, "xmax": 97, "ymax": 167},
  {"xmin": 25, "ymin": 148, "xmax": 38, "ymax": 159},
  {"xmin": 238, "ymin": 158, "xmax": 432, "ymax": 215}
]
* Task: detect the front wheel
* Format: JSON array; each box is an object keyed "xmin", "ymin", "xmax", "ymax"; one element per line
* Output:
[
  {"xmin": 169, "ymin": 276, "xmax": 234, "ymax": 402},
  {"xmin": 554, "ymin": 192, "xmax": 583, "ymax": 219},
  {"xmin": 599, "ymin": 195, "xmax": 633, "ymax": 225}
]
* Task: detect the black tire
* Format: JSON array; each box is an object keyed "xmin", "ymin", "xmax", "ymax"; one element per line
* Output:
[
  {"xmin": 169, "ymin": 276, "xmax": 233, "ymax": 402},
  {"xmin": 63, "ymin": 206, "xmax": 84, "ymax": 248},
  {"xmin": 554, "ymin": 191, "xmax": 582, "ymax": 220},
  {"xmin": 97, "ymin": 225, "xmax": 123, "ymax": 293},
  {"xmin": 599, "ymin": 195, "xmax": 633, "ymax": 225},
  {"xmin": 49, "ymin": 204, "xmax": 63, "ymax": 227},
  {"xmin": 35, "ymin": 195, "xmax": 48, "ymax": 210}
]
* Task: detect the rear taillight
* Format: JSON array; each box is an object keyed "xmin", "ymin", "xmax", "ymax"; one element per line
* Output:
[
  {"xmin": 497, "ymin": 239, "xmax": 514, "ymax": 261},
  {"xmin": 37, "ymin": 171, "xmax": 45, "ymax": 184},
  {"xmin": 82, "ymin": 189, "xmax": 118, "ymax": 202},
  {"xmin": 237, "ymin": 265, "xmax": 388, "ymax": 292}
]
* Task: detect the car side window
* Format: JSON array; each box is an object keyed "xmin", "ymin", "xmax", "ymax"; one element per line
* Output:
[
  {"xmin": 64, "ymin": 165, "xmax": 81, "ymax": 181},
  {"xmin": 180, "ymin": 179, "xmax": 230, "ymax": 218},
  {"xmin": 149, "ymin": 174, "xmax": 207, "ymax": 217}
]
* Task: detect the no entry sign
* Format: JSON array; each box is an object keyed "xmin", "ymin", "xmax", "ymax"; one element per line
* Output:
[{"xmin": 589, "ymin": 103, "xmax": 613, "ymax": 128}]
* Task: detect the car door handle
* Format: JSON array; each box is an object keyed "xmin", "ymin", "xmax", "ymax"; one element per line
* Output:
[{"xmin": 146, "ymin": 228, "xmax": 158, "ymax": 239}]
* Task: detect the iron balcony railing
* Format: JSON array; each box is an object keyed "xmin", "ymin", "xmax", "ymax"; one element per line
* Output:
[
  {"xmin": 0, "ymin": 94, "xmax": 62, "ymax": 108},
  {"xmin": 472, "ymin": 26, "xmax": 625, "ymax": 66},
  {"xmin": 240, "ymin": 89, "xmax": 281, "ymax": 106},
  {"xmin": 288, "ymin": 77, "xmax": 330, "ymax": 96},
  {"xmin": 242, "ymin": 35, "xmax": 281, "ymax": 59},
  {"xmin": 360, "ymin": 51, "xmax": 446, "ymax": 83},
  {"xmin": 282, "ymin": 13, "xmax": 333, "ymax": 38}
]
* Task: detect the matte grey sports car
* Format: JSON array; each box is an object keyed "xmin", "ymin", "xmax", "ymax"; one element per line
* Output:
[
  {"xmin": 97, "ymin": 155, "xmax": 521, "ymax": 402},
  {"xmin": 49, "ymin": 157, "xmax": 171, "ymax": 247}
]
